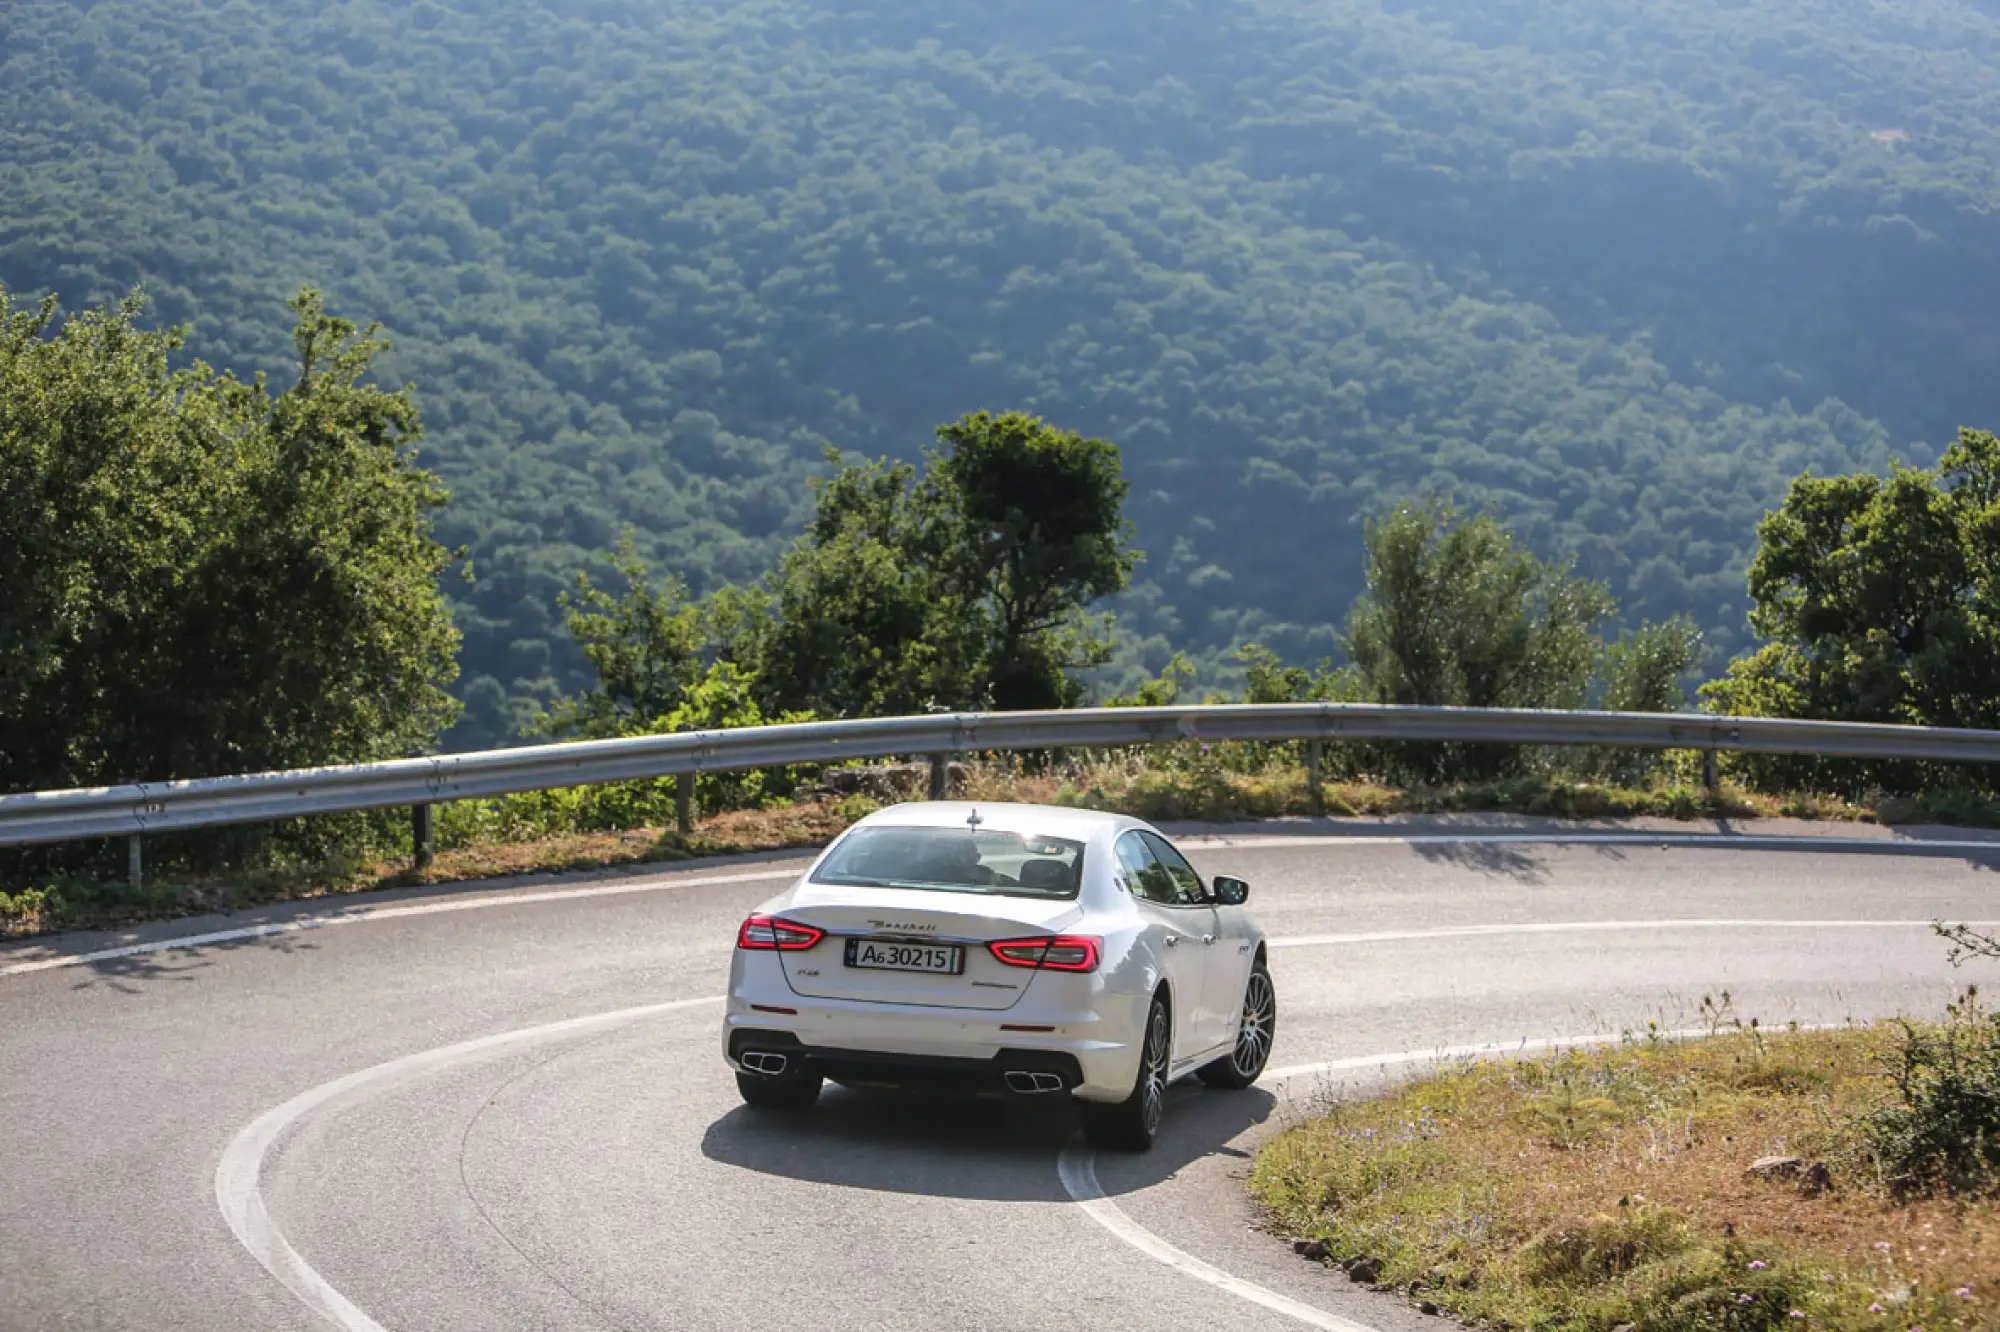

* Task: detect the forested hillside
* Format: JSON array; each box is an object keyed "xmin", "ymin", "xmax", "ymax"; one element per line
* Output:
[{"xmin": 5, "ymin": 0, "xmax": 1997, "ymax": 749}]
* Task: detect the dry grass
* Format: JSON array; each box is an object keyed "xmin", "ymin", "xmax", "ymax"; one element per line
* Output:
[{"xmin": 1252, "ymin": 1023, "xmax": 1999, "ymax": 1329}]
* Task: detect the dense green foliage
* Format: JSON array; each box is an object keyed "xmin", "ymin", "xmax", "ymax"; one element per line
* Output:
[
  {"xmin": 8, "ymin": 0, "xmax": 1995, "ymax": 747},
  {"xmin": 1704, "ymin": 428, "xmax": 2000, "ymax": 792},
  {"xmin": 1344, "ymin": 499, "xmax": 1615, "ymax": 717},
  {"xmin": 930, "ymin": 412, "xmax": 1135, "ymax": 708},
  {"xmin": 1106, "ymin": 497, "xmax": 1701, "ymax": 783},
  {"xmin": 539, "ymin": 533, "xmax": 705, "ymax": 741},
  {"xmin": 1341, "ymin": 498, "xmax": 1702, "ymax": 781},
  {"xmin": 0, "ymin": 287, "xmax": 461, "ymax": 792},
  {"xmin": 556, "ymin": 411, "xmax": 1134, "ymax": 726},
  {"xmin": 1861, "ymin": 987, "xmax": 2000, "ymax": 1199}
]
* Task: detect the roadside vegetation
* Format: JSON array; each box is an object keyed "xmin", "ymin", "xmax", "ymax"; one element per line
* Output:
[
  {"xmin": 6, "ymin": 288, "xmax": 2000, "ymax": 939},
  {"xmin": 1251, "ymin": 975, "xmax": 2000, "ymax": 1330}
]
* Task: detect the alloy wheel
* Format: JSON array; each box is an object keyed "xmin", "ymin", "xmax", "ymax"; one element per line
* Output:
[
  {"xmin": 1229, "ymin": 970, "xmax": 1275, "ymax": 1080},
  {"xmin": 1140, "ymin": 1005, "xmax": 1169, "ymax": 1136}
]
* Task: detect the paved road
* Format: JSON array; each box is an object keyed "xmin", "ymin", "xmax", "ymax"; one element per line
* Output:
[{"xmin": 5, "ymin": 816, "xmax": 1999, "ymax": 1332}]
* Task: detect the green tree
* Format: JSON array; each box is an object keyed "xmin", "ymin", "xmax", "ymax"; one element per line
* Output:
[
  {"xmin": 0, "ymin": 285, "xmax": 462, "ymax": 793},
  {"xmin": 1344, "ymin": 498, "xmax": 1613, "ymax": 709},
  {"xmin": 1103, "ymin": 652, "xmax": 1207, "ymax": 708},
  {"xmin": 1598, "ymin": 619, "xmax": 1706, "ymax": 715},
  {"xmin": 753, "ymin": 454, "xmax": 984, "ymax": 719},
  {"xmin": 1703, "ymin": 429, "xmax": 2000, "ymax": 792},
  {"xmin": 541, "ymin": 530, "xmax": 704, "ymax": 740},
  {"xmin": 1233, "ymin": 644, "xmax": 1355, "ymax": 706},
  {"xmin": 932, "ymin": 411, "xmax": 1137, "ymax": 709},
  {"xmin": 1340, "ymin": 497, "xmax": 1697, "ymax": 783},
  {"xmin": 753, "ymin": 412, "xmax": 1136, "ymax": 717}
]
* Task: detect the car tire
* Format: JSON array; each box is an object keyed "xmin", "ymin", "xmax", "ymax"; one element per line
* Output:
[
  {"xmin": 1198, "ymin": 961, "xmax": 1276, "ymax": 1090},
  {"xmin": 735, "ymin": 1068, "xmax": 824, "ymax": 1111},
  {"xmin": 1080, "ymin": 994, "xmax": 1171, "ymax": 1153}
]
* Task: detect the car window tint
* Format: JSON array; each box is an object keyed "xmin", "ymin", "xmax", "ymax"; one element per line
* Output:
[
  {"xmin": 1141, "ymin": 833, "xmax": 1207, "ymax": 907},
  {"xmin": 810, "ymin": 826, "xmax": 1084, "ymax": 899},
  {"xmin": 1115, "ymin": 832, "xmax": 1181, "ymax": 905}
]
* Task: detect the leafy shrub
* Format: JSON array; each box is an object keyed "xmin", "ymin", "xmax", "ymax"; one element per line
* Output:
[
  {"xmin": 1859, "ymin": 988, "xmax": 2000, "ymax": 1197},
  {"xmin": 1703, "ymin": 430, "xmax": 2000, "ymax": 798},
  {"xmin": 463, "ymin": 658, "xmax": 824, "ymax": 844}
]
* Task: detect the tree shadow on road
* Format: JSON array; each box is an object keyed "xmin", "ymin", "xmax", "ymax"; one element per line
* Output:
[
  {"xmin": 1405, "ymin": 841, "xmax": 1552, "ymax": 883},
  {"xmin": 56, "ymin": 929, "xmax": 321, "ymax": 994},
  {"xmin": 699, "ymin": 1077, "xmax": 1279, "ymax": 1203}
]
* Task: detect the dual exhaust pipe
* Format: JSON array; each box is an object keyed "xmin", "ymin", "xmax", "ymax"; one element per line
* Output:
[
  {"xmin": 1003, "ymin": 1070, "xmax": 1066, "ymax": 1094},
  {"xmin": 741, "ymin": 1052, "xmax": 1064, "ymax": 1093}
]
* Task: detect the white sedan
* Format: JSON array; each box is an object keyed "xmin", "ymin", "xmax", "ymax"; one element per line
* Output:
[{"xmin": 720, "ymin": 801, "xmax": 1276, "ymax": 1151}]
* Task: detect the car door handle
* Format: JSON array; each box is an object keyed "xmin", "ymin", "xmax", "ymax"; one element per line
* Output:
[
  {"xmin": 1202, "ymin": 935, "xmax": 1216, "ymax": 946},
  {"xmin": 1164, "ymin": 935, "xmax": 1180, "ymax": 947}
]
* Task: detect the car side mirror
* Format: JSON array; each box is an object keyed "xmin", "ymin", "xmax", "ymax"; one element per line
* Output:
[{"xmin": 1211, "ymin": 875, "xmax": 1249, "ymax": 907}]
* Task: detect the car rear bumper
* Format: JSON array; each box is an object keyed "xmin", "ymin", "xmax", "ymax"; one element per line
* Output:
[
  {"xmin": 721, "ymin": 996, "xmax": 1141, "ymax": 1101},
  {"xmin": 726, "ymin": 1028, "xmax": 1090, "ymax": 1097}
]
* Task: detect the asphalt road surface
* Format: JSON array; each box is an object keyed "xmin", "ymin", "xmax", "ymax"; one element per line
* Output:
[{"xmin": 6, "ymin": 815, "xmax": 2000, "ymax": 1332}]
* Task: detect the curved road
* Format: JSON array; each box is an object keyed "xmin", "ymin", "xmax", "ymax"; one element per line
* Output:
[{"xmin": 5, "ymin": 815, "xmax": 1999, "ymax": 1332}]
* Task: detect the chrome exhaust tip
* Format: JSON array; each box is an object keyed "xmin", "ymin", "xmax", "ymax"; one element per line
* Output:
[
  {"xmin": 741, "ymin": 1051, "xmax": 789, "ymax": 1076},
  {"xmin": 1004, "ymin": 1070, "xmax": 1065, "ymax": 1094}
]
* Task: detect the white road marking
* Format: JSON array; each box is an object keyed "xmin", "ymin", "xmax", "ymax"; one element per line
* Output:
[
  {"xmin": 0, "ymin": 867, "xmax": 801, "ymax": 978},
  {"xmin": 1057, "ymin": 1145, "xmax": 1381, "ymax": 1332},
  {"xmin": 214, "ymin": 997, "xmax": 720, "ymax": 1332},
  {"xmin": 1269, "ymin": 919, "xmax": 2000, "ymax": 950},
  {"xmin": 11, "ymin": 827, "xmax": 1995, "ymax": 980}
]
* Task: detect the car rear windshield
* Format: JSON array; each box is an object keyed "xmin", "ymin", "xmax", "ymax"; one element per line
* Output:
[{"xmin": 810, "ymin": 826, "xmax": 1086, "ymax": 899}]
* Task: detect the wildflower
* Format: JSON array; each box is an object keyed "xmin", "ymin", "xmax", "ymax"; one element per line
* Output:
[
  {"xmin": 1750, "ymin": 1261, "xmax": 1769, "ymax": 1270},
  {"xmin": 1789, "ymin": 1314, "xmax": 1804, "ymax": 1321},
  {"xmin": 1958, "ymin": 1288, "xmax": 1974, "ymax": 1300},
  {"xmin": 1869, "ymin": 1305, "xmax": 1884, "ymax": 1314},
  {"xmin": 1874, "ymin": 1242, "xmax": 1892, "ymax": 1251}
]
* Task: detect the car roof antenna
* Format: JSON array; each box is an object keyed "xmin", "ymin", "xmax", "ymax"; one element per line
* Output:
[{"xmin": 965, "ymin": 808, "xmax": 983, "ymax": 830}]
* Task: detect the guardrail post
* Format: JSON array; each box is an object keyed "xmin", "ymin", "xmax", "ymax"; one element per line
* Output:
[
  {"xmin": 1703, "ymin": 748, "xmax": 1720, "ymax": 799},
  {"xmin": 126, "ymin": 834, "xmax": 142, "ymax": 890},
  {"xmin": 676, "ymin": 775, "xmax": 694, "ymax": 836},
  {"xmin": 1306, "ymin": 739, "xmax": 1324, "ymax": 817},
  {"xmin": 928, "ymin": 753, "xmax": 949, "ymax": 800},
  {"xmin": 411, "ymin": 803, "xmax": 434, "ymax": 871}
]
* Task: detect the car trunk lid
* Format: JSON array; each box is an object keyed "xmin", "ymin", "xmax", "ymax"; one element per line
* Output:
[{"xmin": 772, "ymin": 887, "xmax": 1084, "ymax": 1011}]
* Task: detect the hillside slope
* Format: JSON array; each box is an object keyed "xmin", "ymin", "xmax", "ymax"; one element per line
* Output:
[{"xmin": 4, "ymin": 0, "xmax": 1996, "ymax": 746}]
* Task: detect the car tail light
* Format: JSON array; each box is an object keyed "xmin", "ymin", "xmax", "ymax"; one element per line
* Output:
[
  {"xmin": 737, "ymin": 914, "xmax": 825, "ymax": 951},
  {"xmin": 988, "ymin": 935, "xmax": 1101, "ymax": 972}
]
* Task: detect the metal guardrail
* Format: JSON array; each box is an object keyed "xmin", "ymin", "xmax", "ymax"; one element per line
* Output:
[{"xmin": 4, "ymin": 703, "xmax": 1997, "ymax": 885}]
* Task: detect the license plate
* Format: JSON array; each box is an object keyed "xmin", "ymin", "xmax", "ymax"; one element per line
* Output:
[{"xmin": 844, "ymin": 938, "xmax": 964, "ymax": 975}]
